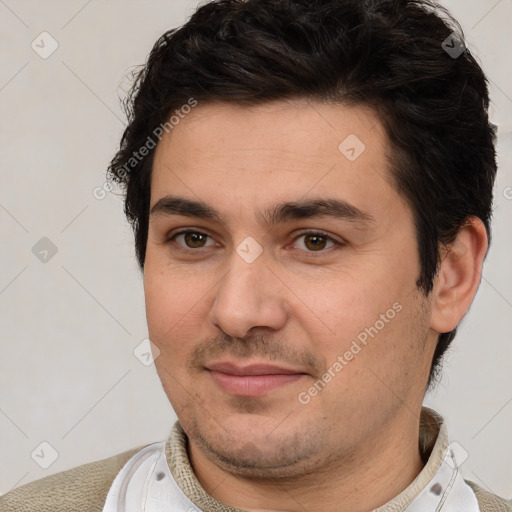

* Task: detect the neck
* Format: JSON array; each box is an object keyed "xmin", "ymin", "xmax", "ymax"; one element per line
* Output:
[{"xmin": 188, "ymin": 409, "xmax": 425, "ymax": 512}]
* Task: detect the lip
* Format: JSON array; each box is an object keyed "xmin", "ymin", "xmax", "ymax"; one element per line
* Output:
[{"xmin": 206, "ymin": 362, "xmax": 307, "ymax": 397}]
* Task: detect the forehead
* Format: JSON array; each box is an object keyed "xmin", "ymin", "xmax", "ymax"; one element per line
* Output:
[{"xmin": 150, "ymin": 99, "xmax": 403, "ymax": 225}]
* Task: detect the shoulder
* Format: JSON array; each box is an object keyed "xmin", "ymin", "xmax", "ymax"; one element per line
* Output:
[
  {"xmin": 466, "ymin": 480, "xmax": 512, "ymax": 512},
  {"xmin": 0, "ymin": 446, "xmax": 146, "ymax": 512}
]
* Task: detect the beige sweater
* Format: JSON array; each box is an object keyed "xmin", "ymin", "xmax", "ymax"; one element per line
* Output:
[{"xmin": 2, "ymin": 410, "xmax": 511, "ymax": 512}]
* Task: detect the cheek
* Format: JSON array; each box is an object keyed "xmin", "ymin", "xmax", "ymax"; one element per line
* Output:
[
  {"xmin": 296, "ymin": 264, "xmax": 410, "ymax": 347},
  {"xmin": 143, "ymin": 263, "xmax": 211, "ymax": 357},
  {"xmin": 302, "ymin": 293, "xmax": 430, "ymax": 428},
  {"xmin": 297, "ymin": 267, "xmax": 428, "ymax": 404}
]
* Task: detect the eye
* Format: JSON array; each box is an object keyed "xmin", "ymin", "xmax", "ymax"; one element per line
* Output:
[
  {"xmin": 292, "ymin": 231, "xmax": 339, "ymax": 252},
  {"xmin": 170, "ymin": 230, "xmax": 217, "ymax": 250},
  {"xmin": 167, "ymin": 229, "xmax": 341, "ymax": 255}
]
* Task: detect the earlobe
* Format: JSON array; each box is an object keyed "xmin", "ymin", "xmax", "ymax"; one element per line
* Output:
[{"xmin": 430, "ymin": 217, "xmax": 489, "ymax": 333}]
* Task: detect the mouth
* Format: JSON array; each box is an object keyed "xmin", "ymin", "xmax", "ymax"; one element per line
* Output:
[{"xmin": 206, "ymin": 361, "xmax": 308, "ymax": 397}]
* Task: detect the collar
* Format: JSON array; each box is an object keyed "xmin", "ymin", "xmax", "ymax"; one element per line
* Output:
[{"xmin": 103, "ymin": 407, "xmax": 480, "ymax": 512}]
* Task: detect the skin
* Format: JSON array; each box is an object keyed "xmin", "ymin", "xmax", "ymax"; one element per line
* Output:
[{"xmin": 144, "ymin": 99, "xmax": 488, "ymax": 512}]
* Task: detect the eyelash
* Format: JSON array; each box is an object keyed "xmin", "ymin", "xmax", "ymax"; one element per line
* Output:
[{"xmin": 166, "ymin": 229, "xmax": 342, "ymax": 256}]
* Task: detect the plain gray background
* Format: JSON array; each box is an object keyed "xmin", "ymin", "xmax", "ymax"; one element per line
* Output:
[{"xmin": 1, "ymin": 0, "xmax": 511, "ymax": 498}]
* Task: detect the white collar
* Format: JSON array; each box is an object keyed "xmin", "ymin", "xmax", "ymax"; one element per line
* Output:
[
  {"xmin": 103, "ymin": 442, "xmax": 198, "ymax": 512},
  {"xmin": 402, "ymin": 445, "xmax": 480, "ymax": 512}
]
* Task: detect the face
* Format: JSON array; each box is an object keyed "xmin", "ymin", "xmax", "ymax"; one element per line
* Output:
[{"xmin": 144, "ymin": 100, "xmax": 438, "ymax": 478}]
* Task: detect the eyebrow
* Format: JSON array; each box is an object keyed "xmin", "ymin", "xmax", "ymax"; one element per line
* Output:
[{"xmin": 149, "ymin": 195, "xmax": 374, "ymax": 226}]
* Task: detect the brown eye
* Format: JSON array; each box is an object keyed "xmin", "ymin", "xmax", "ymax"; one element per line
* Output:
[
  {"xmin": 171, "ymin": 231, "xmax": 215, "ymax": 250},
  {"xmin": 304, "ymin": 234, "xmax": 328, "ymax": 251},
  {"xmin": 183, "ymin": 232, "xmax": 207, "ymax": 248},
  {"xmin": 293, "ymin": 232, "xmax": 337, "ymax": 252}
]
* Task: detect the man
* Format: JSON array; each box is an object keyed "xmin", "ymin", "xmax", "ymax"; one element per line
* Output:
[{"xmin": 2, "ymin": 0, "xmax": 510, "ymax": 510}]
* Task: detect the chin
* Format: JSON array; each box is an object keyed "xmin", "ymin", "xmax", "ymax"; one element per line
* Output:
[{"xmin": 185, "ymin": 410, "xmax": 328, "ymax": 479}]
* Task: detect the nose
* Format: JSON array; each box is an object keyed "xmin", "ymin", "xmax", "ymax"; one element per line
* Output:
[{"xmin": 208, "ymin": 252, "xmax": 288, "ymax": 339}]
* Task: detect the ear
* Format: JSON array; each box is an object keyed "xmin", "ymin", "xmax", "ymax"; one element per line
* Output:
[{"xmin": 430, "ymin": 217, "xmax": 489, "ymax": 333}]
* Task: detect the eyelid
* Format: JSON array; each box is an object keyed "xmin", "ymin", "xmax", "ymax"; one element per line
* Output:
[
  {"xmin": 289, "ymin": 229, "xmax": 344, "ymax": 252},
  {"xmin": 166, "ymin": 228, "xmax": 344, "ymax": 254},
  {"xmin": 292, "ymin": 228, "xmax": 343, "ymax": 243},
  {"xmin": 167, "ymin": 228, "xmax": 218, "ymax": 250}
]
